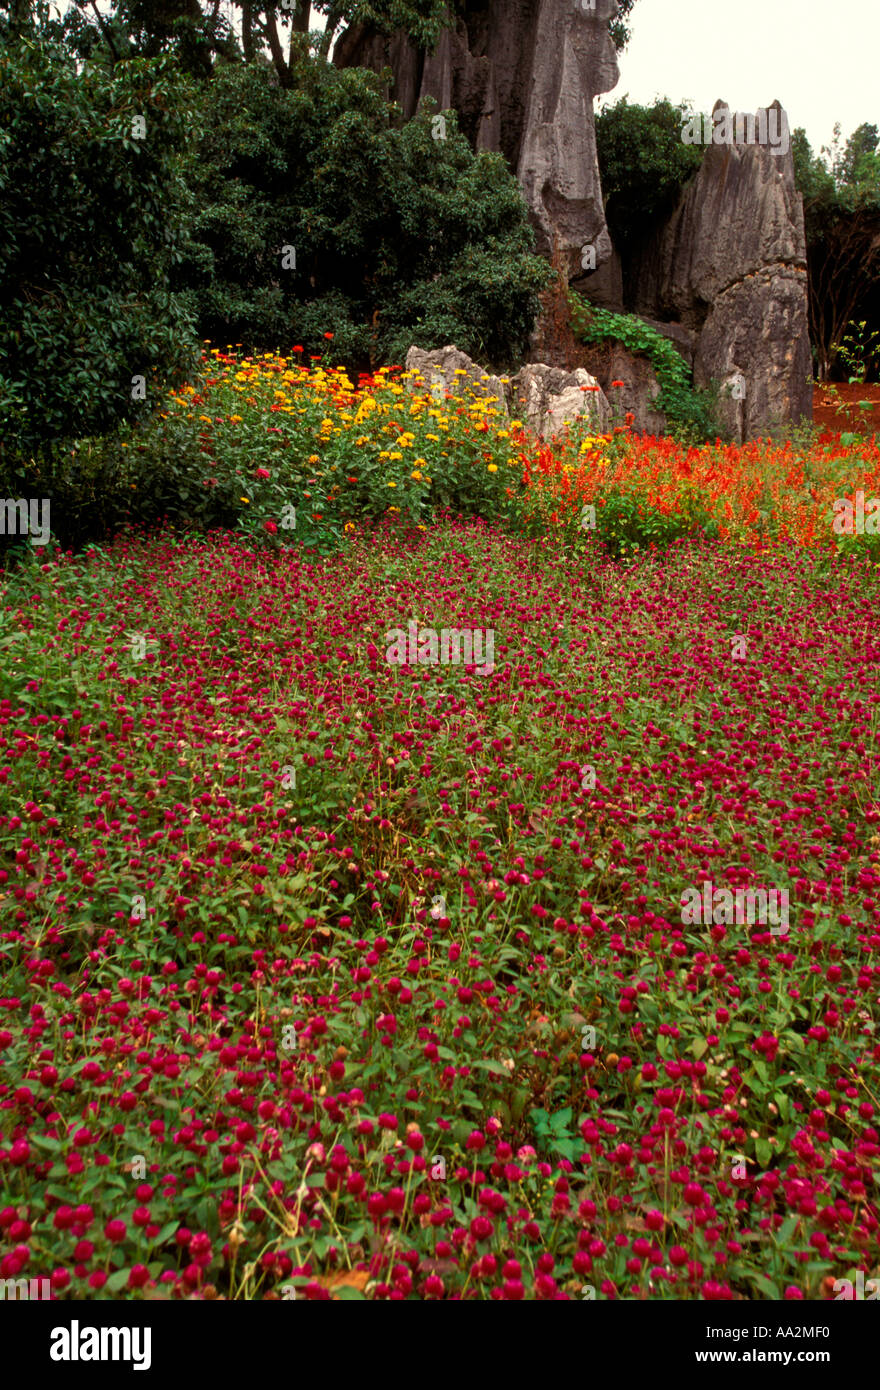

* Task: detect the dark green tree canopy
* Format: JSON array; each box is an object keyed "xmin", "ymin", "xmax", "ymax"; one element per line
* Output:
[
  {"xmin": 175, "ymin": 53, "xmax": 552, "ymax": 366},
  {"xmin": 2, "ymin": 0, "xmax": 452, "ymax": 79},
  {"xmin": 793, "ymin": 122, "xmax": 880, "ymax": 379},
  {"xmin": 3, "ymin": 0, "xmax": 639, "ymax": 82},
  {"xmin": 595, "ymin": 96, "xmax": 704, "ymax": 257},
  {"xmin": 0, "ymin": 36, "xmax": 198, "ymax": 452}
]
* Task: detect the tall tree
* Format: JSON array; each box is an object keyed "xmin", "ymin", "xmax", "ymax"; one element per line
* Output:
[
  {"xmin": 18, "ymin": 0, "xmax": 452, "ymax": 80},
  {"xmin": 0, "ymin": 36, "xmax": 198, "ymax": 454}
]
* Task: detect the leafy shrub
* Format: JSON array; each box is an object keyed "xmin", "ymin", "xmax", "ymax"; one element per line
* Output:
[
  {"xmin": 174, "ymin": 54, "xmax": 552, "ymax": 369},
  {"xmin": 0, "ymin": 39, "xmax": 198, "ymax": 456},
  {"xmin": 594, "ymin": 96, "xmax": 704, "ymax": 258},
  {"xmin": 592, "ymin": 485, "xmax": 719, "ymax": 559},
  {"xmin": 568, "ymin": 293, "xmax": 718, "ymax": 439}
]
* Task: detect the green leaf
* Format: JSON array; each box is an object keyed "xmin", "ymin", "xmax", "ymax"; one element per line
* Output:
[
  {"xmin": 472, "ymin": 1059, "xmax": 510, "ymax": 1076},
  {"xmin": 152, "ymin": 1220, "xmax": 180, "ymax": 1244}
]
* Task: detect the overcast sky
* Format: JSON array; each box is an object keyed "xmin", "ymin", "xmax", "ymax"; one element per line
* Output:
[
  {"xmin": 58, "ymin": 0, "xmax": 876, "ymax": 158},
  {"xmin": 610, "ymin": 0, "xmax": 878, "ymax": 157}
]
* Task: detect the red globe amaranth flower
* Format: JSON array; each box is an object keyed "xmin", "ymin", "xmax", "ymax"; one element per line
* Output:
[{"xmin": 3, "ymin": 496, "xmax": 879, "ymax": 1302}]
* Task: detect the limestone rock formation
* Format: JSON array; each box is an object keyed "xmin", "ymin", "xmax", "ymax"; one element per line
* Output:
[
  {"xmin": 630, "ymin": 101, "xmax": 812, "ymax": 440},
  {"xmin": 508, "ymin": 363, "xmax": 612, "ymax": 437},
  {"xmin": 575, "ymin": 346, "xmax": 666, "ymax": 436},
  {"xmin": 404, "ymin": 345, "xmax": 508, "ymax": 414},
  {"xmin": 334, "ymin": 0, "xmax": 620, "ymax": 282},
  {"xmin": 404, "ymin": 345, "xmax": 612, "ymax": 439}
]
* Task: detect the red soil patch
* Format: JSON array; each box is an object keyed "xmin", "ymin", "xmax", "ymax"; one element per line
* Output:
[{"xmin": 813, "ymin": 382, "xmax": 880, "ymax": 435}]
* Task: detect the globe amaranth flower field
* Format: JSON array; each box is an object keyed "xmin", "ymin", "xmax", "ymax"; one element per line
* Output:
[{"xmin": 1, "ymin": 352, "xmax": 880, "ymax": 1301}]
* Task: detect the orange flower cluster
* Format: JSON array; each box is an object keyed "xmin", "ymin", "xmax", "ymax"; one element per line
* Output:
[{"xmin": 515, "ymin": 426, "xmax": 880, "ymax": 549}]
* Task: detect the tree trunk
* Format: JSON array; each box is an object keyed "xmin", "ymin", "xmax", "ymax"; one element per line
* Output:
[
  {"xmin": 242, "ymin": 0, "xmax": 256, "ymax": 61},
  {"xmin": 264, "ymin": 10, "xmax": 293, "ymax": 87}
]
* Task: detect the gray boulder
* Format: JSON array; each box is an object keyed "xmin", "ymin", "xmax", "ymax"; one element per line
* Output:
[
  {"xmin": 508, "ymin": 363, "xmax": 612, "ymax": 438},
  {"xmin": 403, "ymin": 346, "xmax": 613, "ymax": 440},
  {"xmin": 404, "ymin": 345, "xmax": 508, "ymax": 415}
]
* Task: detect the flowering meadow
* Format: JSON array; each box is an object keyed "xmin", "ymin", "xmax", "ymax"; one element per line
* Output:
[
  {"xmin": 2, "ymin": 353, "xmax": 880, "ymax": 1303},
  {"xmin": 92, "ymin": 346, "xmax": 880, "ymax": 560}
]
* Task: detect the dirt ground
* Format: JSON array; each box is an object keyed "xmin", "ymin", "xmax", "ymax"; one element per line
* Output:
[{"xmin": 812, "ymin": 381, "xmax": 880, "ymax": 435}]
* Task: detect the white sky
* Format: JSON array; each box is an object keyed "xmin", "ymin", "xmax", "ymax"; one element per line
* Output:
[
  {"xmin": 610, "ymin": 0, "xmax": 878, "ymax": 157},
  {"xmin": 57, "ymin": 0, "xmax": 876, "ymax": 158}
]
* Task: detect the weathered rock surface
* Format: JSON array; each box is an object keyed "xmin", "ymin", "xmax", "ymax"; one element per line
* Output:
[
  {"xmin": 404, "ymin": 345, "xmax": 508, "ymax": 413},
  {"xmin": 404, "ymin": 344, "xmax": 612, "ymax": 439},
  {"xmin": 573, "ymin": 242, "xmax": 624, "ymax": 310},
  {"xmin": 579, "ymin": 345, "xmax": 666, "ymax": 436},
  {"xmin": 334, "ymin": 0, "xmax": 620, "ymax": 282},
  {"xmin": 508, "ymin": 363, "xmax": 612, "ymax": 438},
  {"xmin": 630, "ymin": 101, "xmax": 812, "ymax": 440},
  {"xmin": 636, "ymin": 317, "xmax": 697, "ymax": 371}
]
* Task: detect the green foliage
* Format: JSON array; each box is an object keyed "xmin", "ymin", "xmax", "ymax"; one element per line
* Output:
[
  {"xmin": 594, "ymin": 96, "xmax": 703, "ymax": 256},
  {"xmin": 607, "ymin": 0, "xmax": 640, "ymax": 53},
  {"xmin": 591, "ymin": 485, "xmax": 719, "ymax": 560},
  {"xmin": 831, "ymin": 319, "xmax": 880, "ymax": 383},
  {"xmin": 0, "ymin": 37, "xmax": 199, "ymax": 455},
  {"xmin": 568, "ymin": 292, "xmax": 717, "ymax": 438},
  {"xmin": 174, "ymin": 57, "xmax": 552, "ymax": 367},
  {"xmin": 793, "ymin": 122, "xmax": 880, "ymax": 380},
  {"xmin": 2, "ymin": 0, "xmax": 453, "ymax": 78}
]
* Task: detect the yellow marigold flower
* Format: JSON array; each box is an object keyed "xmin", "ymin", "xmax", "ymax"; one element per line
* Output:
[
  {"xmin": 497, "ymin": 431, "xmax": 509, "ymax": 439},
  {"xmin": 240, "ymin": 497, "xmax": 250, "ymax": 504},
  {"xmin": 308, "ymin": 455, "xmax": 320, "ymax": 464},
  {"xmin": 199, "ymin": 415, "xmax": 212, "ymax": 424},
  {"xmin": 387, "ymin": 481, "xmax": 397, "ymax": 487},
  {"xmin": 411, "ymin": 471, "xmax": 422, "ymax": 481},
  {"xmin": 344, "ymin": 522, "xmax": 356, "ymax": 532},
  {"xmin": 389, "ymin": 452, "xmax": 403, "ymax": 461},
  {"xmin": 230, "ymin": 414, "xmax": 243, "ymax": 423},
  {"xmin": 487, "ymin": 464, "xmax": 498, "ymax": 473},
  {"xmin": 426, "ymin": 434, "xmax": 440, "ymax": 442},
  {"xmin": 511, "ymin": 419, "xmax": 523, "ymax": 429}
]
